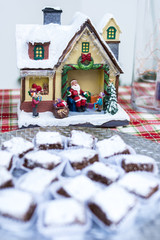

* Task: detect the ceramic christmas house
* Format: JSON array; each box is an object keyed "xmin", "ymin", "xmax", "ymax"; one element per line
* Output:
[{"xmin": 16, "ymin": 7, "xmax": 129, "ymax": 128}]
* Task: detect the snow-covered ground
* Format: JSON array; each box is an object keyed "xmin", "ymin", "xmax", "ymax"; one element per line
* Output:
[{"xmin": 18, "ymin": 104, "xmax": 130, "ymax": 128}]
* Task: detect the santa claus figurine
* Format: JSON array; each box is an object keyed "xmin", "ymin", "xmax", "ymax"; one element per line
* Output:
[{"xmin": 67, "ymin": 80, "xmax": 86, "ymax": 112}]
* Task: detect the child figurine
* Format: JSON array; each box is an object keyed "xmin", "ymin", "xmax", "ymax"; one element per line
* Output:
[
  {"xmin": 28, "ymin": 84, "xmax": 42, "ymax": 117},
  {"xmin": 94, "ymin": 92, "xmax": 104, "ymax": 112}
]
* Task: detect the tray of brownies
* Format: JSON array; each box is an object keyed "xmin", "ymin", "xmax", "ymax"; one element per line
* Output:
[{"xmin": 0, "ymin": 126, "xmax": 160, "ymax": 240}]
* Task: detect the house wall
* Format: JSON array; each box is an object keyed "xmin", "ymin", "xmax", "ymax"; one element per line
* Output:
[
  {"xmin": 102, "ymin": 19, "xmax": 121, "ymax": 42},
  {"xmin": 24, "ymin": 76, "xmax": 54, "ymax": 101},
  {"xmin": 28, "ymin": 42, "xmax": 50, "ymax": 60},
  {"xmin": 55, "ymin": 27, "xmax": 117, "ymax": 99}
]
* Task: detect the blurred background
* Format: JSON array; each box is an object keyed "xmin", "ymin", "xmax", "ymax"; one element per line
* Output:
[{"xmin": 0, "ymin": 0, "xmax": 137, "ymax": 89}]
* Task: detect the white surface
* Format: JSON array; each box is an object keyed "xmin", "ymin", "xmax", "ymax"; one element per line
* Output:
[
  {"xmin": 0, "ymin": 0, "xmax": 137, "ymax": 89},
  {"xmin": 35, "ymin": 131, "xmax": 63, "ymax": 146},
  {"xmin": 17, "ymin": 104, "xmax": 130, "ymax": 128}
]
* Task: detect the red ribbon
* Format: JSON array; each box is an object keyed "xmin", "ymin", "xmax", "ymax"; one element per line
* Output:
[{"xmin": 81, "ymin": 53, "xmax": 91, "ymax": 63}]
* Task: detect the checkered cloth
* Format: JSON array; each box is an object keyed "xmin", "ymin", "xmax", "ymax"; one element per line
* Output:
[{"xmin": 0, "ymin": 87, "xmax": 160, "ymax": 143}]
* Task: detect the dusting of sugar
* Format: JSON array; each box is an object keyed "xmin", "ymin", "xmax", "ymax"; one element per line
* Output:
[
  {"xmin": 96, "ymin": 135, "xmax": 128, "ymax": 158},
  {"xmin": 91, "ymin": 185, "xmax": 136, "ymax": 223},
  {"xmin": 62, "ymin": 175, "xmax": 98, "ymax": 202},
  {"xmin": 0, "ymin": 189, "xmax": 34, "ymax": 220},
  {"xmin": 118, "ymin": 172, "xmax": 159, "ymax": 197},
  {"xmin": 0, "ymin": 151, "xmax": 13, "ymax": 169},
  {"xmin": 18, "ymin": 168, "xmax": 57, "ymax": 195},
  {"xmin": 86, "ymin": 162, "xmax": 119, "ymax": 181},
  {"xmin": 35, "ymin": 131, "xmax": 63, "ymax": 145},
  {"xmin": 69, "ymin": 130, "xmax": 94, "ymax": 148},
  {"xmin": 61, "ymin": 148, "xmax": 97, "ymax": 163},
  {"xmin": 2, "ymin": 137, "xmax": 34, "ymax": 155},
  {"xmin": 44, "ymin": 199, "xmax": 85, "ymax": 226},
  {"xmin": 0, "ymin": 167, "xmax": 13, "ymax": 187},
  {"xmin": 24, "ymin": 150, "xmax": 61, "ymax": 165},
  {"xmin": 122, "ymin": 154, "xmax": 156, "ymax": 165}
]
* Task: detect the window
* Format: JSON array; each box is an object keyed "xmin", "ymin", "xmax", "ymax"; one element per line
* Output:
[
  {"xmin": 107, "ymin": 27, "xmax": 116, "ymax": 39},
  {"xmin": 34, "ymin": 45, "xmax": 44, "ymax": 60},
  {"xmin": 82, "ymin": 42, "xmax": 89, "ymax": 53}
]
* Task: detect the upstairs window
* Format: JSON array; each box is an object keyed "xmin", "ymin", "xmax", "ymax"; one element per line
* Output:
[
  {"xmin": 82, "ymin": 42, "xmax": 89, "ymax": 53},
  {"xmin": 107, "ymin": 27, "xmax": 116, "ymax": 39},
  {"xmin": 34, "ymin": 45, "xmax": 44, "ymax": 60}
]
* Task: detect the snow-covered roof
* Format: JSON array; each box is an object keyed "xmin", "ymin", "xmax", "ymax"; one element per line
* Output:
[
  {"xmin": 97, "ymin": 13, "xmax": 121, "ymax": 34},
  {"xmin": 16, "ymin": 12, "xmax": 122, "ymax": 72}
]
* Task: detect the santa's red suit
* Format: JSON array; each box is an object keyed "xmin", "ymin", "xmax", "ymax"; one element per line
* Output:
[{"xmin": 68, "ymin": 84, "xmax": 86, "ymax": 109}]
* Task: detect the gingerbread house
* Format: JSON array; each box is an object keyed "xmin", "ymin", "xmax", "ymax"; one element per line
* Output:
[{"xmin": 16, "ymin": 7, "xmax": 123, "ymax": 114}]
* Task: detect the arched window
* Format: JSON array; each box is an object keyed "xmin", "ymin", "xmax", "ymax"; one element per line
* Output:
[
  {"xmin": 107, "ymin": 27, "xmax": 116, "ymax": 40},
  {"xmin": 34, "ymin": 45, "xmax": 44, "ymax": 60}
]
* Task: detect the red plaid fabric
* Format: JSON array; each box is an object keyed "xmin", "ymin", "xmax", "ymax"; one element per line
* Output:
[
  {"xmin": 0, "ymin": 89, "xmax": 19, "ymax": 132},
  {"xmin": 115, "ymin": 86, "xmax": 160, "ymax": 143},
  {"xmin": 0, "ymin": 87, "xmax": 160, "ymax": 143}
]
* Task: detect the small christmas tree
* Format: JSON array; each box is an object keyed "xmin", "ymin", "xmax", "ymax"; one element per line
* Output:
[{"xmin": 103, "ymin": 83, "xmax": 118, "ymax": 115}]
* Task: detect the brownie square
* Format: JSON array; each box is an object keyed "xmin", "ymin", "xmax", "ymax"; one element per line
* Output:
[
  {"xmin": 118, "ymin": 172, "xmax": 159, "ymax": 198},
  {"xmin": 1, "ymin": 137, "xmax": 34, "ymax": 158},
  {"xmin": 68, "ymin": 130, "xmax": 95, "ymax": 149},
  {"xmin": 96, "ymin": 135, "xmax": 131, "ymax": 159},
  {"xmin": 18, "ymin": 168, "xmax": 58, "ymax": 195},
  {"xmin": 0, "ymin": 151, "xmax": 13, "ymax": 170},
  {"xmin": 57, "ymin": 175, "xmax": 98, "ymax": 202},
  {"xmin": 61, "ymin": 148, "xmax": 99, "ymax": 170},
  {"xmin": 121, "ymin": 154, "xmax": 157, "ymax": 173},
  {"xmin": 86, "ymin": 162, "xmax": 120, "ymax": 186},
  {"xmin": 35, "ymin": 131, "xmax": 64, "ymax": 150},
  {"xmin": 0, "ymin": 188, "xmax": 36, "ymax": 221},
  {"xmin": 23, "ymin": 150, "xmax": 61, "ymax": 170},
  {"xmin": 0, "ymin": 167, "xmax": 14, "ymax": 189},
  {"xmin": 43, "ymin": 198, "xmax": 87, "ymax": 227},
  {"xmin": 88, "ymin": 185, "xmax": 136, "ymax": 226}
]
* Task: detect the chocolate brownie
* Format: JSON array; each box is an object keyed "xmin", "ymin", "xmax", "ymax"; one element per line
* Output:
[
  {"xmin": 0, "ymin": 151, "xmax": 13, "ymax": 170},
  {"xmin": 0, "ymin": 167, "xmax": 14, "ymax": 189},
  {"xmin": 23, "ymin": 150, "xmax": 61, "ymax": 170},
  {"xmin": 88, "ymin": 185, "xmax": 136, "ymax": 226},
  {"xmin": 1, "ymin": 137, "xmax": 34, "ymax": 158},
  {"xmin": 68, "ymin": 130, "xmax": 95, "ymax": 148},
  {"xmin": 86, "ymin": 162, "xmax": 120, "ymax": 185},
  {"xmin": 61, "ymin": 148, "xmax": 99, "ymax": 170},
  {"xmin": 96, "ymin": 135, "xmax": 131, "ymax": 159},
  {"xmin": 120, "ymin": 154, "xmax": 157, "ymax": 173},
  {"xmin": 18, "ymin": 168, "xmax": 58, "ymax": 195},
  {"xmin": 35, "ymin": 131, "xmax": 64, "ymax": 150},
  {"xmin": 57, "ymin": 175, "xmax": 98, "ymax": 202},
  {"xmin": 118, "ymin": 172, "xmax": 159, "ymax": 198},
  {"xmin": 0, "ymin": 188, "xmax": 36, "ymax": 221}
]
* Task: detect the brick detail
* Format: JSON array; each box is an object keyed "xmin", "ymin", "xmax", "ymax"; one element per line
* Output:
[
  {"xmin": 20, "ymin": 101, "xmax": 53, "ymax": 112},
  {"xmin": 28, "ymin": 42, "xmax": 50, "ymax": 60}
]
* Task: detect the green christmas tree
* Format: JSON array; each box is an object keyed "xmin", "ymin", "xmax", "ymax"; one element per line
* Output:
[{"xmin": 103, "ymin": 83, "xmax": 118, "ymax": 115}]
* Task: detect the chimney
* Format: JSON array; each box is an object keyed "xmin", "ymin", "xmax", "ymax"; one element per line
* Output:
[{"xmin": 42, "ymin": 7, "xmax": 62, "ymax": 25}]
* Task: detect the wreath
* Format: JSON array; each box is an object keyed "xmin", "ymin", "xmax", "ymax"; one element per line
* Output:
[{"xmin": 78, "ymin": 54, "xmax": 94, "ymax": 70}]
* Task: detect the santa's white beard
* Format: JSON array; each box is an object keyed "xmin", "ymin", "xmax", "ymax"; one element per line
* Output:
[{"xmin": 71, "ymin": 84, "xmax": 80, "ymax": 94}]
